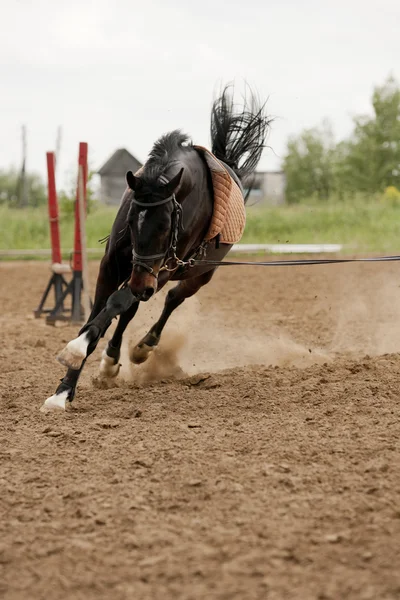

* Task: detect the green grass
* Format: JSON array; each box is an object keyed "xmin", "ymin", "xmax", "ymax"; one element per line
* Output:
[
  {"xmin": 242, "ymin": 201, "xmax": 400, "ymax": 253},
  {"xmin": 1, "ymin": 198, "xmax": 400, "ymax": 259},
  {"xmin": 0, "ymin": 205, "xmax": 118, "ymax": 259}
]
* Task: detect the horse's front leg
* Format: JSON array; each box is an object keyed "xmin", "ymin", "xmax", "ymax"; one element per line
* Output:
[
  {"xmin": 41, "ymin": 255, "xmax": 134, "ymax": 411},
  {"xmin": 57, "ymin": 258, "xmax": 136, "ymax": 371},
  {"xmin": 41, "ymin": 363, "xmax": 87, "ymax": 412},
  {"xmin": 99, "ymin": 300, "xmax": 140, "ymax": 378},
  {"xmin": 130, "ymin": 269, "xmax": 216, "ymax": 364},
  {"xmin": 42, "ymin": 288, "xmax": 136, "ymax": 411}
]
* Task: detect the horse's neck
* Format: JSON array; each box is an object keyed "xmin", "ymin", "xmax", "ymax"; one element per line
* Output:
[{"xmin": 176, "ymin": 151, "xmax": 213, "ymax": 249}]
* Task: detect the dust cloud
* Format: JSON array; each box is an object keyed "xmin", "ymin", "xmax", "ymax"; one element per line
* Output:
[
  {"xmin": 117, "ymin": 289, "xmax": 330, "ymax": 385},
  {"xmin": 330, "ymin": 273, "xmax": 400, "ymax": 356},
  {"xmin": 107, "ymin": 270, "xmax": 400, "ymax": 386}
]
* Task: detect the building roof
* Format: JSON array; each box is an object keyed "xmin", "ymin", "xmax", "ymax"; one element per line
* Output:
[{"xmin": 97, "ymin": 148, "xmax": 142, "ymax": 176}]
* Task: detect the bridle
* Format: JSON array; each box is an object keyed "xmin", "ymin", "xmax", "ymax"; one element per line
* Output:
[{"xmin": 129, "ymin": 175, "xmax": 184, "ymax": 277}]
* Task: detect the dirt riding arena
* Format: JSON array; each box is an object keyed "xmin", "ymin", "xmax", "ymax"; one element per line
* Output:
[{"xmin": 1, "ymin": 259, "xmax": 400, "ymax": 600}]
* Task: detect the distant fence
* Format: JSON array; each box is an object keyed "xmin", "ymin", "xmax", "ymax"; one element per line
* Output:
[
  {"xmin": 0, "ymin": 244, "xmax": 343, "ymax": 258},
  {"xmin": 231, "ymin": 244, "xmax": 342, "ymax": 254}
]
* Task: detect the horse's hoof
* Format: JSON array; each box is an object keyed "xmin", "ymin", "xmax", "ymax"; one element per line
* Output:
[
  {"xmin": 40, "ymin": 390, "xmax": 69, "ymax": 412},
  {"xmin": 57, "ymin": 332, "xmax": 89, "ymax": 370},
  {"xmin": 99, "ymin": 349, "xmax": 121, "ymax": 378},
  {"xmin": 130, "ymin": 343, "xmax": 154, "ymax": 364}
]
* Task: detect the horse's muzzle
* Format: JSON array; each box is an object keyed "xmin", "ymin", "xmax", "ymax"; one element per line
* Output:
[{"xmin": 129, "ymin": 266, "xmax": 158, "ymax": 301}]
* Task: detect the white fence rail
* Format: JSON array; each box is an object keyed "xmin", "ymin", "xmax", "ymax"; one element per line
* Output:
[
  {"xmin": 0, "ymin": 244, "xmax": 343, "ymax": 258},
  {"xmin": 231, "ymin": 244, "xmax": 342, "ymax": 254}
]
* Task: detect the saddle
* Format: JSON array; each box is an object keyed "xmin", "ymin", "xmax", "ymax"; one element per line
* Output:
[{"xmin": 194, "ymin": 146, "xmax": 246, "ymax": 245}]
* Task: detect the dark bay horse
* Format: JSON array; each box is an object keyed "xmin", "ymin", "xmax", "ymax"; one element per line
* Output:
[{"xmin": 42, "ymin": 86, "xmax": 271, "ymax": 411}]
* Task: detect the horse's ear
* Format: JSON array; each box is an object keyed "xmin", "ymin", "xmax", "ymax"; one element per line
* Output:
[
  {"xmin": 126, "ymin": 171, "xmax": 138, "ymax": 190},
  {"xmin": 165, "ymin": 168, "xmax": 184, "ymax": 195}
]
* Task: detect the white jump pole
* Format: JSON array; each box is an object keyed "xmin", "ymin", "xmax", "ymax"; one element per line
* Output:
[{"xmin": 78, "ymin": 164, "xmax": 91, "ymax": 322}]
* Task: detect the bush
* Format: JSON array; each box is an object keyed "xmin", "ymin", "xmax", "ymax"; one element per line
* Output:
[
  {"xmin": 59, "ymin": 170, "xmax": 98, "ymax": 219},
  {"xmin": 380, "ymin": 186, "xmax": 400, "ymax": 206}
]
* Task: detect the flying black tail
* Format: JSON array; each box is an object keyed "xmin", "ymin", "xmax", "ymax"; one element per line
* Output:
[{"xmin": 210, "ymin": 84, "xmax": 271, "ymax": 184}]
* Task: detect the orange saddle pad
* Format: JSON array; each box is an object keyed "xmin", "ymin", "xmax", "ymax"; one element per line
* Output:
[{"xmin": 194, "ymin": 146, "xmax": 246, "ymax": 245}]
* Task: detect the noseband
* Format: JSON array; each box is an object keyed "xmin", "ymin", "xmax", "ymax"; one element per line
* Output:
[{"xmin": 130, "ymin": 176, "xmax": 184, "ymax": 277}]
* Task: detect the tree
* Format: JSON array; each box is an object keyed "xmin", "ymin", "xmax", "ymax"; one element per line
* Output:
[
  {"xmin": 283, "ymin": 75, "xmax": 400, "ymax": 201},
  {"xmin": 344, "ymin": 76, "xmax": 400, "ymax": 192},
  {"xmin": 0, "ymin": 168, "xmax": 47, "ymax": 207},
  {"xmin": 283, "ymin": 121, "xmax": 336, "ymax": 203}
]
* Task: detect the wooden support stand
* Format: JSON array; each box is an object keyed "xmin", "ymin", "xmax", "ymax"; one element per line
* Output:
[
  {"xmin": 34, "ymin": 152, "xmax": 71, "ymax": 320},
  {"xmin": 34, "ymin": 144, "xmax": 92, "ymax": 325}
]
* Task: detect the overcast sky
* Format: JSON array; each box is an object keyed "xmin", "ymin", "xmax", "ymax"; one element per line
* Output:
[{"xmin": 1, "ymin": 0, "xmax": 398, "ymax": 189}]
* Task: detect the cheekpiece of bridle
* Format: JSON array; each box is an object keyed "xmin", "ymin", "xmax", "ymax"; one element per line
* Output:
[{"xmin": 130, "ymin": 175, "xmax": 184, "ymax": 277}]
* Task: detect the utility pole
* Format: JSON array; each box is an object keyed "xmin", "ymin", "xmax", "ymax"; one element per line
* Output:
[
  {"xmin": 55, "ymin": 126, "xmax": 62, "ymax": 173},
  {"xmin": 19, "ymin": 125, "xmax": 28, "ymax": 207}
]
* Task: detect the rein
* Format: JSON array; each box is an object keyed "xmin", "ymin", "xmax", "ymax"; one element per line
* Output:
[{"xmin": 185, "ymin": 254, "xmax": 400, "ymax": 268}]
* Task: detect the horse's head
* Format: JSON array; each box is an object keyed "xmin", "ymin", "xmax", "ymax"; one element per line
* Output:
[{"xmin": 126, "ymin": 168, "xmax": 184, "ymax": 301}]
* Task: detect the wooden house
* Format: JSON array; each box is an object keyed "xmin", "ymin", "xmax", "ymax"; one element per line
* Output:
[{"xmin": 97, "ymin": 149, "xmax": 142, "ymax": 205}]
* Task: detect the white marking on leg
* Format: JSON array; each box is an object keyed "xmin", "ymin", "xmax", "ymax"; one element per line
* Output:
[
  {"xmin": 57, "ymin": 332, "xmax": 90, "ymax": 369},
  {"xmin": 40, "ymin": 390, "xmax": 69, "ymax": 412},
  {"xmin": 99, "ymin": 349, "xmax": 120, "ymax": 378}
]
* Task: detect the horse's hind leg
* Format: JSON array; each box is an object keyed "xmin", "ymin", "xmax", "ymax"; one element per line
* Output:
[
  {"xmin": 130, "ymin": 270, "xmax": 215, "ymax": 365},
  {"xmin": 99, "ymin": 301, "xmax": 140, "ymax": 378}
]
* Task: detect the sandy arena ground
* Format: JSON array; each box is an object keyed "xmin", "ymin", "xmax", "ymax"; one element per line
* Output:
[{"xmin": 1, "ymin": 259, "xmax": 400, "ymax": 600}]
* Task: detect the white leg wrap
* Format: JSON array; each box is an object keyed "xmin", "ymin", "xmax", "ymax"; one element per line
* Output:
[
  {"xmin": 40, "ymin": 390, "xmax": 69, "ymax": 412},
  {"xmin": 57, "ymin": 332, "xmax": 90, "ymax": 370}
]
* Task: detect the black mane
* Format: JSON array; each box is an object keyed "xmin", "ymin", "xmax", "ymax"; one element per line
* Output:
[{"xmin": 142, "ymin": 130, "xmax": 191, "ymax": 183}]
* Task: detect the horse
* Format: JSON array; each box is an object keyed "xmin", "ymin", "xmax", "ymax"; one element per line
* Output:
[{"xmin": 42, "ymin": 85, "xmax": 271, "ymax": 411}]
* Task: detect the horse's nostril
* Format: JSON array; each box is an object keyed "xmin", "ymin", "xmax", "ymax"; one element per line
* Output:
[{"xmin": 141, "ymin": 287, "xmax": 155, "ymax": 301}]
